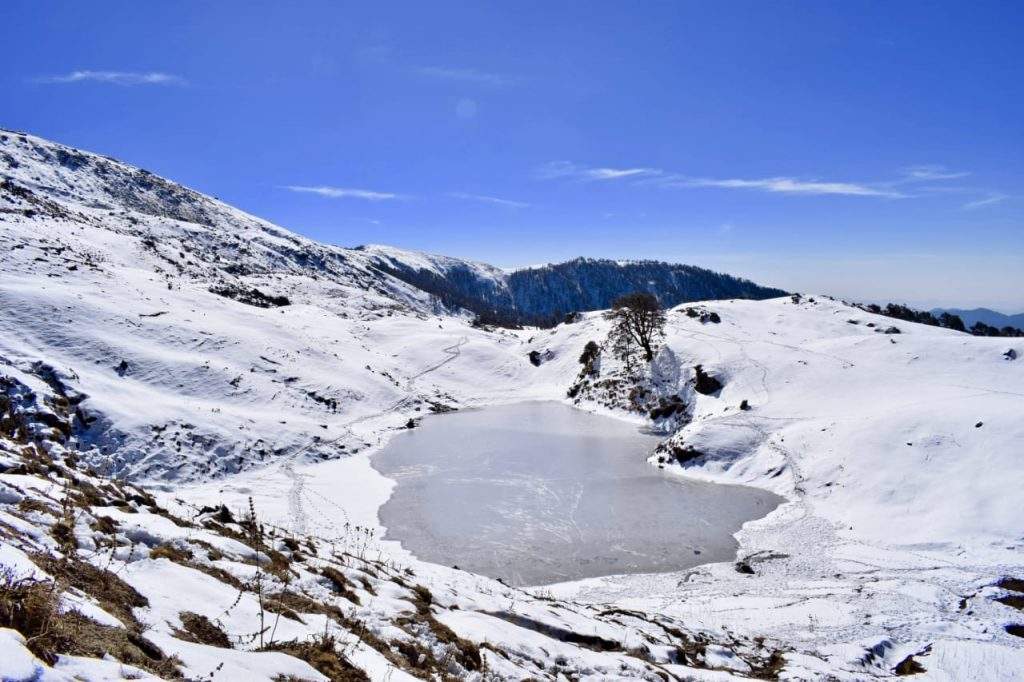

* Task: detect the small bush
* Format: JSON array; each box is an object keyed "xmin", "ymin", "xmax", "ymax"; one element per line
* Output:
[{"xmin": 578, "ymin": 341, "xmax": 600, "ymax": 366}]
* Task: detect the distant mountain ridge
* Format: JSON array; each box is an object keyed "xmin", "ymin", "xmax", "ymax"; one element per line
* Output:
[
  {"xmin": 931, "ymin": 307, "xmax": 1024, "ymax": 330},
  {"xmin": 505, "ymin": 258, "xmax": 786, "ymax": 326},
  {"xmin": 357, "ymin": 245, "xmax": 787, "ymax": 326}
]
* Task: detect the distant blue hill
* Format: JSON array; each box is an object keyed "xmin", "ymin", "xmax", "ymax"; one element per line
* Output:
[{"xmin": 931, "ymin": 307, "xmax": 1024, "ymax": 329}]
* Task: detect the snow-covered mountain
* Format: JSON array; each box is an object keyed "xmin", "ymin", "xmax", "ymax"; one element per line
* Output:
[
  {"xmin": 932, "ymin": 307, "xmax": 1024, "ymax": 331},
  {"xmin": 2, "ymin": 130, "xmax": 1023, "ymax": 680},
  {"xmin": 360, "ymin": 245, "xmax": 787, "ymax": 327},
  {"xmin": 504, "ymin": 258, "xmax": 786, "ymax": 326}
]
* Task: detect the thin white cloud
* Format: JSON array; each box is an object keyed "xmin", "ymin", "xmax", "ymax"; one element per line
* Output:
[
  {"xmin": 536, "ymin": 161, "xmax": 660, "ymax": 182},
  {"xmin": 962, "ymin": 193, "xmax": 1008, "ymax": 210},
  {"xmin": 416, "ymin": 66, "xmax": 517, "ymax": 86},
  {"xmin": 283, "ymin": 185, "xmax": 402, "ymax": 201},
  {"xmin": 587, "ymin": 167, "xmax": 656, "ymax": 180},
  {"xmin": 539, "ymin": 161, "xmax": 1007, "ymax": 202},
  {"xmin": 449, "ymin": 192, "xmax": 530, "ymax": 208},
  {"xmin": 902, "ymin": 165, "xmax": 970, "ymax": 181},
  {"xmin": 35, "ymin": 70, "xmax": 186, "ymax": 86},
  {"xmin": 675, "ymin": 176, "xmax": 906, "ymax": 198}
]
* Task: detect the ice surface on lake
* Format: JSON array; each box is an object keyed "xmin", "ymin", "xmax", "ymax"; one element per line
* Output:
[{"xmin": 375, "ymin": 401, "xmax": 781, "ymax": 586}]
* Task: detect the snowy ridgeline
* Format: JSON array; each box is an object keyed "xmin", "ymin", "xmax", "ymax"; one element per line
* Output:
[{"xmin": 1, "ymin": 130, "xmax": 1024, "ymax": 680}]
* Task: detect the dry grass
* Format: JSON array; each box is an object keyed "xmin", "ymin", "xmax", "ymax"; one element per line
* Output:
[
  {"xmin": 17, "ymin": 497, "xmax": 55, "ymax": 516},
  {"xmin": 0, "ymin": 570, "xmax": 63, "ymax": 662},
  {"xmin": 150, "ymin": 542, "xmax": 194, "ymax": 562},
  {"xmin": 174, "ymin": 611, "xmax": 232, "ymax": 648},
  {"xmin": 89, "ymin": 514, "xmax": 119, "ymax": 535},
  {"xmin": 398, "ymin": 582, "xmax": 483, "ymax": 674},
  {"xmin": 0, "ymin": 569, "xmax": 180, "ymax": 677},
  {"xmin": 50, "ymin": 518, "xmax": 77, "ymax": 550},
  {"xmin": 262, "ymin": 633, "xmax": 369, "ymax": 681},
  {"xmin": 265, "ymin": 589, "xmax": 343, "ymax": 624},
  {"xmin": 31, "ymin": 552, "xmax": 148, "ymax": 628},
  {"xmin": 321, "ymin": 566, "xmax": 361, "ymax": 605}
]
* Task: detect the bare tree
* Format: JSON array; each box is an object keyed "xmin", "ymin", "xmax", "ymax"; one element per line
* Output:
[{"xmin": 606, "ymin": 292, "xmax": 666, "ymax": 362}]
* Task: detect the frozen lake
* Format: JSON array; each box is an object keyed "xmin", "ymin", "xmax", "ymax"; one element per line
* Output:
[{"xmin": 374, "ymin": 401, "xmax": 781, "ymax": 586}]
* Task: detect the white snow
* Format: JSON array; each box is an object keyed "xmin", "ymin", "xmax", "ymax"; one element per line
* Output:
[{"xmin": 2, "ymin": 128, "xmax": 1022, "ymax": 679}]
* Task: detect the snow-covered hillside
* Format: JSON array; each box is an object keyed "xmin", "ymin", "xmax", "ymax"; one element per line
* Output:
[{"xmin": 2, "ymin": 130, "xmax": 1023, "ymax": 680}]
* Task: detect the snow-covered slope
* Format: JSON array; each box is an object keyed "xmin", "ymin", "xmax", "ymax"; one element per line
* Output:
[{"xmin": 2, "ymin": 130, "xmax": 1023, "ymax": 680}]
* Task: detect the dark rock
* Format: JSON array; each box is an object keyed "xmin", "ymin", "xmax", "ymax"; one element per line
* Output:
[
  {"xmin": 894, "ymin": 655, "xmax": 926, "ymax": 675},
  {"xmin": 209, "ymin": 285, "xmax": 289, "ymax": 308},
  {"xmin": 528, "ymin": 349, "xmax": 554, "ymax": 366},
  {"xmin": 667, "ymin": 445, "xmax": 704, "ymax": 465},
  {"xmin": 693, "ymin": 365, "xmax": 723, "ymax": 395},
  {"xmin": 996, "ymin": 577, "xmax": 1024, "ymax": 593}
]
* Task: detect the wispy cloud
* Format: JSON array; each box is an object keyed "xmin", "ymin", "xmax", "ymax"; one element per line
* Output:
[
  {"xmin": 35, "ymin": 70, "xmax": 186, "ymax": 86},
  {"xmin": 415, "ymin": 66, "xmax": 517, "ymax": 86},
  {"xmin": 540, "ymin": 159, "xmax": 1010, "ymax": 206},
  {"xmin": 536, "ymin": 161, "xmax": 660, "ymax": 182},
  {"xmin": 540, "ymin": 161, "xmax": 913, "ymax": 198},
  {"xmin": 902, "ymin": 165, "xmax": 970, "ymax": 181},
  {"xmin": 449, "ymin": 192, "xmax": 530, "ymax": 208},
  {"xmin": 670, "ymin": 176, "xmax": 907, "ymax": 198},
  {"xmin": 283, "ymin": 185, "xmax": 403, "ymax": 201},
  {"xmin": 962, "ymin": 193, "xmax": 1008, "ymax": 210}
]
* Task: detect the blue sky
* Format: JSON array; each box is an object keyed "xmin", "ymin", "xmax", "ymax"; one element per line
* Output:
[{"xmin": 2, "ymin": 1, "xmax": 1022, "ymax": 310}]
